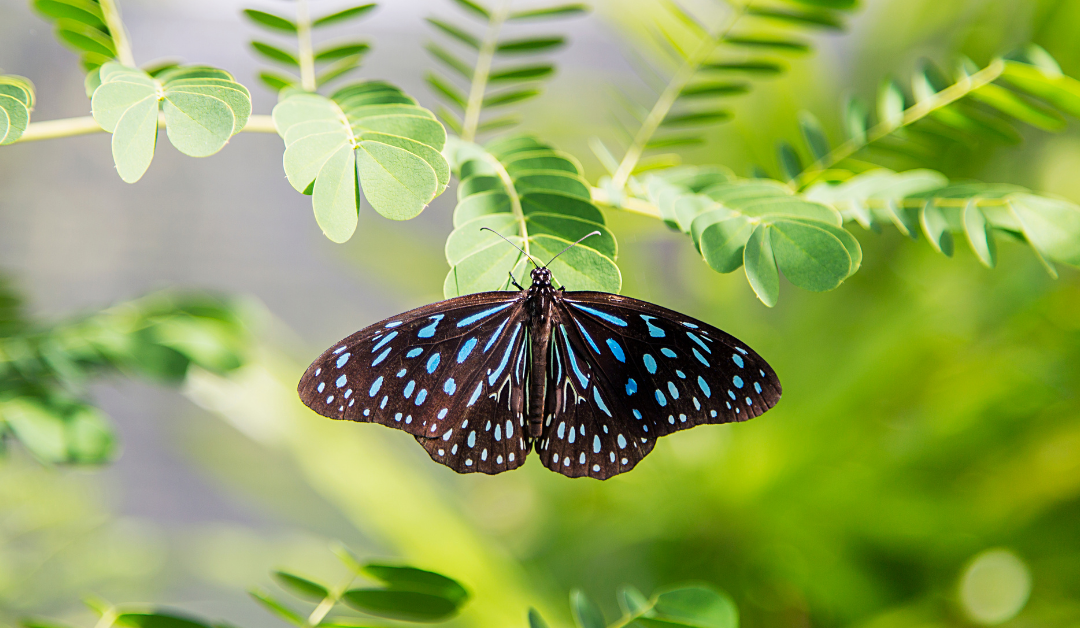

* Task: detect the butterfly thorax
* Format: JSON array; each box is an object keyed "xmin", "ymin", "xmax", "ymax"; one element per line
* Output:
[{"xmin": 524, "ymin": 267, "xmax": 558, "ymax": 438}]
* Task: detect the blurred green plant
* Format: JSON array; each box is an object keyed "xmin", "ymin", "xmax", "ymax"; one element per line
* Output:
[
  {"xmin": 0, "ymin": 74, "xmax": 34, "ymax": 145},
  {"xmin": 0, "ymin": 275, "xmax": 249, "ymax": 464}
]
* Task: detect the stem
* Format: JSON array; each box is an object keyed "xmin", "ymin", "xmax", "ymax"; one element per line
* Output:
[
  {"xmin": 307, "ymin": 573, "xmax": 357, "ymax": 627},
  {"xmin": 590, "ymin": 186, "xmax": 661, "ymax": 219},
  {"xmin": 610, "ymin": 2, "xmax": 752, "ymax": 191},
  {"xmin": 98, "ymin": 0, "xmax": 136, "ymax": 66},
  {"xmin": 12, "ymin": 114, "xmax": 278, "ymax": 143},
  {"xmin": 796, "ymin": 59, "xmax": 1007, "ymax": 184},
  {"xmin": 461, "ymin": 0, "xmax": 512, "ymax": 142},
  {"xmin": 296, "ymin": 0, "xmax": 317, "ymax": 91}
]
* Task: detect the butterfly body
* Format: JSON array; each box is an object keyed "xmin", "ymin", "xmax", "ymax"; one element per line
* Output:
[{"xmin": 299, "ymin": 267, "xmax": 781, "ymax": 479}]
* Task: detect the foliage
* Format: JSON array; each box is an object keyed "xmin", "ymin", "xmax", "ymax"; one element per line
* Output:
[
  {"xmin": 444, "ymin": 135, "xmax": 620, "ymax": 296},
  {"xmin": 30, "ymin": 0, "xmax": 120, "ymax": 71},
  {"xmin": 425, "ymin": 0, "xmax": 587, "ymax": 140},
  {"xmin": 90, "ymin": 63, "xmax": 251, "ymax": 182},
  {"xmin": 243, "ymin": 3, "xmax": 376, "ymax": 92},
  {"xmin": 0, "ymin": 277, "xmax": 248, "ymax": 464},
  {"xmin": 0, "ymin": 74, "xmax": 34, "ymax": 145}
]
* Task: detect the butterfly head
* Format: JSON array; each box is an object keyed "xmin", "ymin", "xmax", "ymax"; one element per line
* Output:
[{"xmin": 530, "ymin": 267, "xmax": 553, "ymax": 286}]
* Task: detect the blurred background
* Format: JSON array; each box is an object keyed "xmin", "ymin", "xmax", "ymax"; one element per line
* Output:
[{"xmin": 1, "ymin": 1, "xmax": 1079, "ymax": 627}]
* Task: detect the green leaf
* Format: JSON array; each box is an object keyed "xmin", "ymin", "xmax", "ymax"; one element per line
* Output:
[
  {"xmin": 969, "ymin": 83, "xmax": 1067, "ymax": 131},
  {"xmin": 114, "ymin": 613, "xmax": 215, "ymax": 628},
  {"xmin": 700, "ymin": 216, "xmax": 754, "ymax": 273},
  {"xmin": 314, "ymin": 143, "xmax": 360, "ymax": 241},
  {"xmin": 55, "ymin": 19, "xmax": 116, "ymax": 57},
  {"xmin": 451, "ymin": 0, "xmax": 491, "ymax": 18},
  {"xmin": 242, "ymin": 9, "xmax": 297, "ymax": 33},
  {"xmin": 250, "ymin": 41, "xmax": 299, "ymax": 66},
  {"xmin": 250, "ymin": 590, "xmax": 306, "ymax": 627},
  {"xmin": 787, "ymin": 0, "xmax": 856, "ymax": 8},
  {"xmin": 1, "ymin": 399, "xmax": 68, "ymax": 463},
  {"xmin": 641, "ymin": 586, "xmax": 739, "ymax": 628},
  {"xmin": 998, "ymin": 61, "xmax": 1080, "ymax": 118},
  {"xmin": 528, "ymin": 609, "xmax": 549, "ymax": 628},
  {"xmin": 110, "ymin": 93, "xmax": 159, "ymax": 183},
  {"xmin": 426, "ymin": 73, "xmax": 468, "ymax": 108},
  {"xmin": 273, "ymin": 571, "xmax": 330, "ymax": 601},
  {"xmin": 484, "ymin": 87, "xmax": 541, "ymax": 107},
  {"xmin": 509, "ymin": 4, "xmax": 588, "ymax": 19},
  {"xmin": 844, "ymin": 95, "xmax": 869, "ymax": 143},
  {"xmin": 478, "ymin": 115, "xmax": 522, "ymax": 132},
  {"xmin": 259, "ymin": 71, "xmax": 297, "ymax": 91},
  {"xmin": 362, "ymin": 564, "xmax": 469, "ymax": 604},
  {"xmin": 496, "ymin": 36, "xmax": 566, "ymax": 54},
  {"xmin": 65, "ymin": 404, "xmax": 116, "ymax": 463},
  {"xmin": 489, "ymin": 64, "xmax": 555, "ymax": 82},
  {"xmin": 777, "ymin": 141, "xmax": 802, "ymax": 181},
  {"xmin": 571, "ymin": 590, "xmax": 605, "ymax": 628},
  {"xmin": 701, "ymin": 61, "xmax": 785, "ymax": 74},
  {"xmin": 504, "ymin": 150, "xmax": 581, "ymax": 175},
  {"xmin": 0, "ymin": 88, "xmax": 31, "ymax": 145},
  {"xmin": 316, "ymin": 56, "xmax": 363, "ymax": 87},
  {"xmin": 878, "ymin": 78, "xmax": 905, "ymax": 128},
  {"xmin": 725, "ymin": 36, "xmax": 809, "ymax": 53},
  {"xmin": 313, "ymin": 4, "xmax": 376, "ymax": 27},
  {"xmin": 799, "ymin": 111, "xmax": 830, "ymax": 161},
  {"xmin": 662, "ymin": 110, "xmax": 732, "ymax": 126},
  {"xmin": 617, "ymin": 584, "xmax": 653, "ymax": 617},
  {"xmin": 963, "ymin": 200, "xmax": 997, "ymax": 268},
  {"xmin": 316, "ymin": 42, "xmax": 371, "ymax": 62},
  {"xmin": 356, "ymin": 141, "xmax": 439, "ymax": 221},
  {"xmin": 32, "ymin": 0, "xmax": 106, "ymax": 28},
  {"xmin": 769, "ymin": 219, "xmax": 852, "ymax": 291},
  {"xmin": 427, "ymin": 18, "xmax": 481, "ymax": 49},
  {"xmin": 1008, "ymin": 193, "xmax": 1080, "ymax": 267},
  {"xmin": 919, "ymin": 200, "xmax": 953, "ymax": 256},
  {"xmin": 679, "ymin": 82, "xmax": 750, "ymax": 98},
  {"xmin": 161, "ymin": 91, "xmax": 235, "ymax": 157},
  {"xmin": 342, "ymin": 590, "xmax": 459, "ymax": 622},
  {"xmin": 747, "ymin": 6, "xmax": 843, "ymax": 28},
  {"xmin": 743, "ymin": 224, "xmax": 779, "ymax": 307},
  {"xmin": 426, "ymin": 43, "xmax": 473, "ymax": 78}
]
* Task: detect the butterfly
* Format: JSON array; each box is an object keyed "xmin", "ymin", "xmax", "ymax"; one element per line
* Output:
[{"xmin": 298, "ymin": 231, "xmax": 781, "ymax": 479}]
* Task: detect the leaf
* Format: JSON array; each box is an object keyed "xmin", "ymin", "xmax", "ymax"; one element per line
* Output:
[
  {"xmin": 799, "ymin": 111, "xmax": 830, "ymax": 161},
  {"xmin": 342, "ymin": 590, "xmax": 459, "ymax": 622},
  {"xmin": 878, "ymin": 78, "xmax": 905, "ymax": 128},
  {"xmin": 497, "ymin": 36, "xmax": 565, "ymax": 54},
  {"xmin": 1, "ymin": 399, "xmax": 68, "ymax": 463},
  {"xmin": 273, "ymin": 571, "xmax": 330, "ymax": 601},
  {"xmin": 32, "ymin": 0, "xmax": 106, "ymax": 28},
  {"xmin": 679, "ymin": 82, "xmax": 750, "ymax": 98},
  {"xmin": 490, "ymin": 64, "xmax": 555, "ymax": 82},
  {"xmin": 427, "ymin": 18, "xmax": 481, "ymax": 49},
  {"xmin": 639, "ymin": 586, "xmax": 739, "ymax": 628},
  {"xmin": 963, "ymin": 200, "xmax": 997, "ymax": 268},
  {"xmin": 250, "ymin": 590, "xmax": 306, "ymax": 627},
  {"xmin": 258, "ymin": 71, "xmax": 296, "ymax": 91},
  {"xmin": 777, "ymin": 141, "xmax": 802, "ymax": 181},
  {"xmin": 427, "ymin": 73, "xmax": 468, "ymax": 109},
  {"xmin": 114, "ymin": 613, "xmax": 215, "ymax": 628},
  {"xmin": 509, "ymin": 4, "xmax": 588, "ymax": 19},
  {"xmin": 161, "ymin": 91, "xmax": 236, "ymax": 157},
  {"xmin": 743, "ymin": 225, "xmax": 779, "ymax": 307},
  {"xmin": 0, "ymin": 76, "xmax": 32, "ymax": 145},
  {"xmin": 844, "ymin": 96, "xmax": 869, "ymax": 142},
  {"xmin": 242, "ymin": 9, "xmax": 296, "ymax": 32},
  {"xmin": 484, "ymin": 88, "xmax": 541, "ymax": 107},
  {"xmin": 426, "ymin": 43, "xmax": 472, "ymax": 78},
  {"xmin": 701, "ymin": 61, "xmax": 785, "ymax": 74},
  {"xmin": 451, "ymin": 0, "xmax": 491, "ymax": 18},
  {"xmin": 65, "ymin": 404, "xmax": 116, "ymax": 463},
  {"xmin": 969, "ymin": 83, "xmax": 1066, "ymax": 131},
  {"xmin": 769, "ymin": 219, "xmax": 852, "ymax": 291},
  {"xmin": 618, "ymin": 584, "xmax": 653, "ymax": 617},
  {"xmin": 110, "ymin": 94, "xmax": 159, "ymax": 183},
  {"xmin": 571, "ymin": 590, "xmax": 605, "ymax": 628},
  {"xmin": 316, "ymin": 42, "xmax": 371, "ymax": 62},
  {"xmin": 1008, "ymin": 193, "xmax": 1080, "ymax": 267},
  {"xmin": 55, "ymin": 19, "xmax": 116, "ymax": 57},
  {"xmin": 998, "ymin": 61, "xmax": 1080, "ymax": 117},
  {"xmin": 528, "ymin": 609, "xmax": 549, "ymax": 628},
  {"xmin": 314, "ymin": 143, "xmax": 360, "ymax": 241},
  {"xmin": 662, "ymin": 110, "xmax": 732, "ymax": 126},
  {"xmin": 250, "ymin": 41, "xmax": 299, "ymax": 66},
  {"xmin": 317, "ymin": 56, "xmax": 363, "ymax": 87},
  {"xmin": 313, "ymin": 4, "xmax": 376, "ymax": 27},
  {"xmin": 919, "ymin": 200, "xmax": 953, "ymax": 256},
  {"xmin": 725, "ymin": 36, "xmax": 809, "ymax": 53},
  {"xmin": 699, "ymin": 216, "xmax": 754, "ymax": 273},
  {"xmin": 747, "ymin": 7, "xmax": 843, "ymax": 29},
  {"xmin": 362, "ymin": 564, "xmax": 469, "ymax": 604}
]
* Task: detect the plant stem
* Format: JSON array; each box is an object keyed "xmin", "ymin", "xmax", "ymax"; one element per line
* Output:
[
  {"xmin": 590, "ymin": 186, "xmax": 661, "ymax": 219},
  {"xmin": 461, "ymin": 0, "xmax": 512, "ymax": 142},
  {"xmin": 296, "ymin": 0, "xmax": 318, "ymax": 91},
  {"xmin": 610, "ymin": 1, "xmax": 752, "ymax": 191},
  {"xmin": 306, "ymin": 573, "xmax": 357, "ymax": 627},
  {"xmin": 796, "ymin": 59, "xmax": 1007, "ymax": 184},
  {"xmin": 98, "ymin": 0, "xmax": 136, "ymax": 67},
  {"xmin": 13, "ymin": 115, "xmax": 278, "ymax": 143}
]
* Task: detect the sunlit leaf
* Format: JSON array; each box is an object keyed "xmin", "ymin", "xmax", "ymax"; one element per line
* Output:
[
  {"xmin": 427, "ymin": 18, "xmax": 481, "ymax": 49},
  {"xmin": 509, "ymin": 4, "xmax": 588, "ymax": 19},
  {"xmin": 743, "ymin": 225, "xmax": 779, "ymax": 307},
  {"xmin": 250, "ymin": 41, "xmax": 299, "ymax": 66},
  {"xmin": 571, "ymin": 590, "xmax": 605, "ymax": 628},
  {"xmin": 273, "ymin": 571, "xmax": 330, "ymax": 601},
  {"xmin": 497, "ymin": 36, "xmax": 565, "ymax": 54},
  {"xmin": 313, "ymin": 4, "xmax": 376, "ymax": 27},
  {"xmin": 242, "ymin": 9, "xmax": 297, "ymax": 33}
]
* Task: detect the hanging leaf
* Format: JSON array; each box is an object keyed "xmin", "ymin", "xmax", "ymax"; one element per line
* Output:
[
  {"xmin": 313, "ymin": 4, "xmax": 377, "ymax": 28},
  {"xmin": 743, "ymin": 225, "xmax": 779, "ymax": 307},
  {"xmin": 638, "ymin": 586, "xmax": 739, "ymax": 628},
  {"xmin": 0, "ymin": 75, "xmax": 35, "ymax": 145},
  {"xmin": 242, "ymin": 9, "xmax": 297, "ymax": 33},
  {"xmin": 571, "ymin": 590, "xmax": 605, "ymax": 628}
]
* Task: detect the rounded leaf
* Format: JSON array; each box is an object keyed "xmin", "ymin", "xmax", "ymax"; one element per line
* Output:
[
  {"xmin": 744, "ymin": 224, "xmax": 779, "ymax": 307},
  {"xmin": 641, "ymin": 586, "xmax": 738, "ymax": 628},
  {"xmin": 570, "ymin": 590, "xmax": 604, "ymax": 628},
  {"xmin": 161, "ymin": 92, "xmax": 235, "ymax": 157},
  {"xmin": 273, "ymin": 571, "xmax": 330, "ymax": 601},
  {"xmin": 963, "ymin": 201, "xmax": 997, "ymax": 268},
  {"xmin": 700, "ymin": 216, "xmax": 753, "ymax": 273},
  {"xmin": 111, "ymin": 95, "xmax": 160, "ymax": 183},
  {"xmin": 361, "ymin": 564, "xmax": 468, "ymax": 604},
  {"xmin": 342, "ymin": 590, "xmax": 459, "ymax": 622},
  {"xmin": 768, "ymin": 220, "xmax": 851, "ymax": 292},
  {"xmin": 356, "ymin": 141, "xmax": 439, "ymax": 221},
  {"xmin": 313, "ymin": 144, "xmax": 359, "ymax": 242}
]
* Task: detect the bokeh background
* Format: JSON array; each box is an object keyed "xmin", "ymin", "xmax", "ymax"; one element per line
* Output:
[{"xmin": 1, "ymin": 1, "xmax": 1079, "ymax": 627}]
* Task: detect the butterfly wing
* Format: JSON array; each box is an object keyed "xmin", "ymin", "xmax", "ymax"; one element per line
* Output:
[
  {"xmin": 298, "ymin": 291, "xmax": 532, "ymax": 474},
  {"xmin": 537, "ymin": 292, "xmax": 781, "ymax": 479}
]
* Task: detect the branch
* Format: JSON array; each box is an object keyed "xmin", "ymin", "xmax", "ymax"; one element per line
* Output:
[
  {"xmin": 590, "ymin": 186, "xmax": 661, "ymax": 219},
  {"xmin": 13, "ymin": 115, "xmax": 277, "ymax": 143},
  {"xmin": 99, "ymin": 0, "xmax": 136, "ymax": 67},
  {"xmin": 610, "ymin": 2, "xmax": 752, "ymax": 190},
  {"xmin": 295, "ymin": 0, "xmax": 317, "ymax": 91},
  {"xmin": 461, "ymin": 0, "xmax": 512, "ymax": 142}
]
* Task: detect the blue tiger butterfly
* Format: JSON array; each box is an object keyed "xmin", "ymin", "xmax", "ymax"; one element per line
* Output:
[{"xmin": 298, "ymin": 232, "xmax": 781, "ymax": 479}]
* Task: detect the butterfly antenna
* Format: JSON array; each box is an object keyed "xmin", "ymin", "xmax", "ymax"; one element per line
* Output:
[
  {"xmin": 480, "ymin": 227, "xmax": 541, "ymax": 269},
  {"xmin": 546, "ymin": 231, "xmax": 601, "ymax": 266}
]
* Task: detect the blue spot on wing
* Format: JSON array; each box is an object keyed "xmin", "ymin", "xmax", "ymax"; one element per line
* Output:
[
  {"xmin": 372, "ymin": 331, "xmax": 397, "ymax": 353},
  {"xmin": 488, "ymin": 323, "xmax": 523, "ymax": 385},
  {"xmin": 732, "ymin": 354, "xmax": 744, "ymax": 368},
  {"xmin": 605, "ymin": 338, "xmax": 626, "ymax": 362},
  {"xmin": 686, "ymin": 332, "xmax": 710, "ymax": 354},
  {"xmin": 457, "ymin": 338, "xmax": 477, "ymax": 363},
  {"xmin": 661, "ymin": 348, "xmax": 677, "ymax": 358},
  {"xmin": 569, "ymin": 303, "xmax": 628, "ymax": 326},
  {"xmin": 418, "ymin": 314, "xmax": 445, "ymax": 338},
  {"xmin": 574, "ymin": 319, "xmax": 601, "ymax": 354},
  {"xmin": 372, "ymin": 348, "xmax": 391, "ymax": 366},
  {"xmin": 457, "ymin": 302, "xmax": 515, "ymax": 327},
  {"xmin": 444, "ymin": 378, "xmax": 456, "ymax": 395},
  {"xmin": 484, "ymin": 317, "xmax": 510, "ymax": 352},
  {"xmin": 560, "ymin": 325, "xmax": 589, "ymax": 389},
  {"xmin": 643, "ymin": 354, "xmax": 657, "ymax": 374},
  {"xmin": 641, "ymin": 315, "xmax": 665, "ymax": 337},
  {"xmin": 426, "ymin": 353, "xmax": 441, "ymax": 373},
  {"xmin": 406, "ymin": 348, "xmax": 423, "ymax": 358},
  {"xmin": 369, "ymin": 376, "xmax": 383, "ymax": 396}
]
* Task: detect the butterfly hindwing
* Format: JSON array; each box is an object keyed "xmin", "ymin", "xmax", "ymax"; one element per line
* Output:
[
  {"xmin": 536, "ymin": 292, "xmax": 781, "ymax": 479},
  {"xmin": 298, "ymin": 292, "xmax": 530, "ymax": 464}
]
